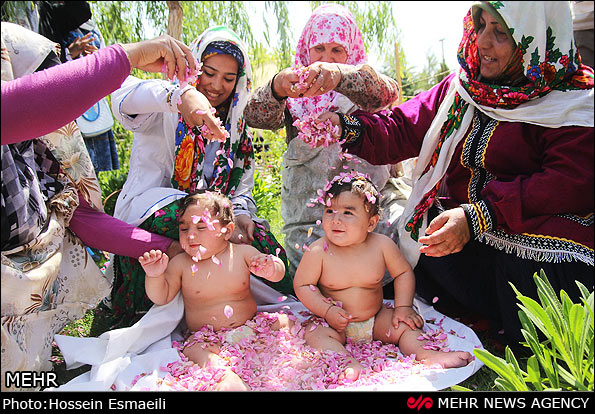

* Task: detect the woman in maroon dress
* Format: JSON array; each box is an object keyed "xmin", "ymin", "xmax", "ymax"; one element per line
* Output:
[{"xmin": 319, "ymin": 2, "xmax": 594, "ymax": 347}]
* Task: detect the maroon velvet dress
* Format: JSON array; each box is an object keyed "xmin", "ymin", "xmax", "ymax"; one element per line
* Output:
[{"xmin": 341, "ymin": 74, "xmax": 594, "ymax": 346}]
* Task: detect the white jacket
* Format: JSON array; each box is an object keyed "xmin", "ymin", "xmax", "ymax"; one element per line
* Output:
[{"xmin": 111, "ymin": 76, "xmax": 257, "ymax": 226}]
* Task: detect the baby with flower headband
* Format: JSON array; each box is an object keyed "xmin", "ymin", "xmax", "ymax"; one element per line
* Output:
[
  {"xmin": 294, "ymin": 171, "xmax": 472, "ymax": 380},
  {"xmin": 138, "ymin": 190, "xmax": 289, "ymax": 390}
]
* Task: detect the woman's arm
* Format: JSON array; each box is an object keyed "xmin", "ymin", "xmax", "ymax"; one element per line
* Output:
[
  {"xmin": 339, "ymin": 74, "xmax": 455, "ymax": 166},
  {"xmin": 2, "ymin": 44, "xmax": 130, "ymax": 145},
  {"xmin": 244, "ymin": 78, "xmax": 288, "ymax": 131},
  {"xmin": 69, "ymin": 193, "xmax": 175, "ymax": 258},
  {"xmin": 334, "ymin": 63, "xmax": 400, "ymax": 111},
  {"xmin": 2, "ymin": 35, "xmax": 199, "ymax": 145}
]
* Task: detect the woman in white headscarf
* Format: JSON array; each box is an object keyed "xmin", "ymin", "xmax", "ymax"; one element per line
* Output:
[{"xmin": 111, "ymin": 26, "xmax": 292, "ymax": 327}]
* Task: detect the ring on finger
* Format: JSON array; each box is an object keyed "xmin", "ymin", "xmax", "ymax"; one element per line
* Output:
[{"xmin": 320, "ymin": 86, "xmax": 325, "ymax": 92}]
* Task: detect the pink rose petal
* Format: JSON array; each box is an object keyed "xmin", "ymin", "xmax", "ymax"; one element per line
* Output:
[{"xmin": 223, "ymin": 305, "xmax": 233, "ymax": 319}]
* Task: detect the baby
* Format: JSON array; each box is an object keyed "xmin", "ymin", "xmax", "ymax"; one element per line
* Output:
[
  {"xmin": 293, "ymin": 172, "xmax": 473, "ymax": 380},
  {"xmin": 139, "ymin": 191, "xmax": 288, "ymax": 391}
]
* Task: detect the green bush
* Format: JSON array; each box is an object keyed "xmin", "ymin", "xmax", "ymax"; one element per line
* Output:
[{"xmin": 472, "ymin": 270, "xmax": 594, "ymax": 391}]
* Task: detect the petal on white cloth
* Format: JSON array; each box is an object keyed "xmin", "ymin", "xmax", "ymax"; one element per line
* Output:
[{"xmin": 51, "ymin": 277, "xmax": 483, "ymax": 391}]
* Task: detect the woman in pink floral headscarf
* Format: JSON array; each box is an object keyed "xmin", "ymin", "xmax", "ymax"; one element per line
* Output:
[{"xmin": 244, "ymin": 4, "xmax": 407, "ymax": 280}]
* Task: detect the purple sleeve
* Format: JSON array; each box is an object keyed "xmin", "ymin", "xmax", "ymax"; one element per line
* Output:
[
  {"xmin": 69, "ymin": 194, "xmax": 173, "ymax": 259},
  {"xmin": 1, "ymin": 44, "xmax": 131, "ymax": 145},
  {"xmin": 343, "ymin": 74, "xmax": 455, "ymax": 165}
]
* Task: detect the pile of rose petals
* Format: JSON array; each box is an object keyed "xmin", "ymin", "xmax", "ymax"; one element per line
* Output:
[
  {"xmin": 293, "ymin": 112, "xmax": 341, "ymax": 149},
  {"xmin": 142, "ymin": 311, "xmax": 465, "ymax": 391}
]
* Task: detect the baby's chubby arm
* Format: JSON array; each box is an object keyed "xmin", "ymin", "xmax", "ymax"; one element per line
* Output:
[
  {"xmin": 382, "ymin": 236, "xmax": 424, "ymax": 330},
  {"xmin": 140, "ymin": 249, "xmax": 183, "ymax": 306},
  {"xmin": 293, "ymin": 244, "xmax": 352, "ymax": 332},
  {"xmin": 243, "ymin": 245, "xmax": 285, "ymax": 282}
]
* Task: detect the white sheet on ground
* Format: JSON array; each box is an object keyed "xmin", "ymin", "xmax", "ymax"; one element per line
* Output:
[{"xmin": 51, "ymin": 277, "xmax": 483, "ymax": 391}]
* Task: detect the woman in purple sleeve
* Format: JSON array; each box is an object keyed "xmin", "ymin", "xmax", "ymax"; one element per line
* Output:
[
  {"xmin": 320, "ymin": 2, "xmax": 594, "ymax": 348},
  {"xmin": 0, "ymin": 22, "xmax": 203, "ymax": 390}
]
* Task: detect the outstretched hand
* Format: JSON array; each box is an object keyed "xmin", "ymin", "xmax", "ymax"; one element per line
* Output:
[
  {"xmin": 121, "ymin": 34, "xmax": 199, "ymax": 83},
  {"xmin": 139, "ymin": 249, "xmax": 169, "ymax": 278},
  {"xmin": 249, "ymin": 253, "xmax": 275, "ymax": 278},
  {"xmin": 272, "ymin": 62, "xmax": 342, "ymax": 99},
  {"xmin": 68, "ymin": 33, "xmax": 98, "ymax": 59},
  {"xmin": 178, "ymin": 88, "xmax": 228, "ymax": 142},
  {"xmin": 418, "ymin": 207, "xmax": 471, "ymax": 257}
]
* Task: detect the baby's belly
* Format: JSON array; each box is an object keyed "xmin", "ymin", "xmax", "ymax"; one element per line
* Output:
[
  {"xmin": 184, "ymin": 298, "xmax": 257, "ymax": 332},
  {"xmin": 323, "ymin": 286, "xmax": 383, "ymax": 322}
]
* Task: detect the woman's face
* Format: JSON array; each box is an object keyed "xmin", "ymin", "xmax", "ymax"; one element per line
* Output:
[
  {"xmin": 308, "ymin": 42, "xmax": 348, "ymax": 64},
  {"xmin": 475, "ymin": 10, "xmax": 515, "ymax": 81},
  {"xmin": 197, "ymin": 53, "xmax": 238, "ymax": 107}
]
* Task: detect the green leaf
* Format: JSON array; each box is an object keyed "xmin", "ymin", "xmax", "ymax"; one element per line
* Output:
[
  {"xmin": 450, "ymin": 385, "xmax": 472, "ymax": 391},
  {"xmin": 525, "ymin": 356, "xmax": 543, "ymax": 391},
  {"xmin": 473, "ymin": 349, "xmax": 528, "ymax": 391}
]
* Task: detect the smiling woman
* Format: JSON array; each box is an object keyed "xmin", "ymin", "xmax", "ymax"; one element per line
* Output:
[
  {"xmin": 108, "ymin": 25, "xmax": 293, "ymax": 327},
  {"xmin": 197, "ymin": 53, "xmax": 239, "ymax": 107}
]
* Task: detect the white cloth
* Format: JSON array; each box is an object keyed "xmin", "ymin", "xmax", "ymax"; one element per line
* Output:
[{"xmin": 51, "ymin": 281, "xmax": 483, "ymax": 391}]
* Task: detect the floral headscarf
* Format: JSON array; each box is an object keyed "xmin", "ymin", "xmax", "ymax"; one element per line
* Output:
[
  {"xmin": 398, "ymin": 1, "xmax": 594, "ymax": 266},
  {"xmin": 459, "ymin": 1, "xmax": 594, "ymax": 108},
  {"xmin": 287, "ymin": 4, "xmax": 366, "ymax": 120},
  {"xmin": 172, "ymin": 26, "xmax": 254, "ymax": 198}
]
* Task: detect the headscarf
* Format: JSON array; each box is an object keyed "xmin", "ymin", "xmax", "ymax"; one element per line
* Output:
[
  {"xmin": 398, "ymin": 1, "xmax": 594, "ymax": 267},
  {"xmin": 286, "ymin": 4, "xmax": 366, "ymax": 120},
  {"xmin": 171, "ymin": 26, "xmax": 254, "ymax": 197}
]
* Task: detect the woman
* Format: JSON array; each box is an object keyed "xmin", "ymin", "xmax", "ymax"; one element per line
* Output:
[
  {"xmin": 111, "ymin": 26, "xmax": 291, "ymax": 326},
  {"xmin": 1, "ymin": 23, "xmax": 194, "ymax": 390},
  {"xmin": 244, "ymin": 4, "xmax": 409, "ymax": 279},
  {"xmin": 323, "ymin": 2, "xmax": 594, "ymax": 346}
]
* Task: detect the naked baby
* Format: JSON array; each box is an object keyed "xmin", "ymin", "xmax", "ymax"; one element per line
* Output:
[
  {"xmin": 139, "ymin": 191, "xmax": 288, "ymax": 390},
  {"xmin": 293, "ymin": 172, "xmax": 473, "ymax": 380}
]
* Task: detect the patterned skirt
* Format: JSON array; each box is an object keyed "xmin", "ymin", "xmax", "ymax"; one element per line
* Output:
[{"xmin": 110, "ymin": 199, "xmax": 293, "ymax": 327}]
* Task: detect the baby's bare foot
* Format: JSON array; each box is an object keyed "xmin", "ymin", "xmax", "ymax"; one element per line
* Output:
[
  {"xmin": 215, "ymin": 369, "xmax": 250, "ymax": 391},
  {"xmin": 422, "ymin": 350, "xmax": 473, "ymax": 369},
  {"xmin": 339, "ymin": 359, "xmax": 364, "ymax": 381}
]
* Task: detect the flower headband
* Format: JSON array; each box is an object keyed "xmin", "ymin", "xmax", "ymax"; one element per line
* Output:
[{"xmin": 308, "ymin": 170, "xmax": 381, "ymax": 213}]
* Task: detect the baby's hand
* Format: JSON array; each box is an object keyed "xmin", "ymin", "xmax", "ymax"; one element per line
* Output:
[
  {"xmin": 249, "ymin": 254, "xmax": 275, "ymax": 278},
  {"xmin": 325, "ymin": 305, "xmax": 352, "ymax": 333},
  {"xmin": 392, "ymin": 306, "xmax": 424, "ymax": 331},
  {"xmin": 139, "ymin": 249, "xmax": 169, "ymax": 278}
]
